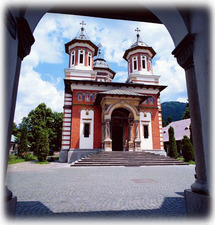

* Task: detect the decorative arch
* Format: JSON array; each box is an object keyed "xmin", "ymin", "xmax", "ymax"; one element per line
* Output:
[{"xmin": 104, "ymin": 100, "xmax": 139, "ymax": 120}]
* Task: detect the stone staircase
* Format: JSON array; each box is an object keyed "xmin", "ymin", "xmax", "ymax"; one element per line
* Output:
[{"xmin": 70, "ymin": 151, "xmax": 188, "ymax": 167}]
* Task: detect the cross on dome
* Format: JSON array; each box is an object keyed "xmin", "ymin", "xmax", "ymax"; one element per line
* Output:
[
  {"xmin": 135, "ymin": 27, "xmax": 141, "ymax": 34},
  {"xmin": 135, "ymin": 27, "xmax": 141, "ymax": 43},
  {"xmin": 98, "ymin": 43, "xmax": 102, "ymax": 58},
  {"xmin": 129, "ymin": 27, "xmax": 147, "ymax": 48},
  {"xmin": 76, "ymin": 21, "xmax": 88, "ymax": 40},
  {"xmin": 80, "ymin": 21, "xmax": 86, "ymax": 29}
]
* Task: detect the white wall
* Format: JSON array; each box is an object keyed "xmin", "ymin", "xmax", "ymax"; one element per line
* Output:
[
  {"xmin": 79, "ymin": 109, "xmax": 94, "ymax": 149},
  {"xmin": 140, "ymin": 112, "xmax": 153, "ymax": 150}
]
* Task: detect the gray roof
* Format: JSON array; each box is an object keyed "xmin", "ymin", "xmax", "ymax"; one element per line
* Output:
[
  {"xmin": 93, "ymin": 58, "xmax": 110, "ymax": 69},
  {"xmin": 98, "ymin": 89, "xmax": 144, "ymax": 97},
  {"xmin": 162, "ymin": 118, "xmax": 191, "ymax": 142}
]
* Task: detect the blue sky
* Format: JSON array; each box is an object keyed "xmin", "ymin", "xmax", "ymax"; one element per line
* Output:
[{"xmin": 14, "ymin": 12, "xmax": 188, "ymax": 124}]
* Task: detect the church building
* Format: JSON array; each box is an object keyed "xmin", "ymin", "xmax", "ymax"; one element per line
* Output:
[{"xmin": 59, "ymin": 22, "xmax": 167, "ymax": 163}]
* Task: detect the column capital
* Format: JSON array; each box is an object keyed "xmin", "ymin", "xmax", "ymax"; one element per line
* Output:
[{"xmin": 172, "ymin": 33, "xmax": 195, "ymax": 70}]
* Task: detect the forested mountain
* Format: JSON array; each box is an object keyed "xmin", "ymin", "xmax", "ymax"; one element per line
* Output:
[{"xmin": 161, "ymin": 101, "xmax": 187, "ymax": 123}]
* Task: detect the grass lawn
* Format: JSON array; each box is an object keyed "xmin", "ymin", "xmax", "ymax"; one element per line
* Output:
[
  {"xmin": 8, "ymin": 155, "xmax": 25, "ymax": 164},
  {"xmin": 178, "ymin": 157, "xmax": 195, "ymax": 165},
  {"xmin": 8, "ymin": 154, "xmax": 50, "ymax": 165},
  {"xmin": 35, "ymin": 161, "xmax": 50, "ymax": 164}
]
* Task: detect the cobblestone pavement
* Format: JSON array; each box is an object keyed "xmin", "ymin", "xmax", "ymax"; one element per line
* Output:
[{"xmin": 6, "ymin": 162, "xmax": 195, "ymax": 221}]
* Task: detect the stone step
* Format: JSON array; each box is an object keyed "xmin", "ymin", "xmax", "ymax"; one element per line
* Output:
[
  {"xmin": 70, "ymin": 151, "xmax": 189, "ymax": 167},
  {"xmin": 71, "ymin": 162, "xmax": 188, "ymax": 167}
]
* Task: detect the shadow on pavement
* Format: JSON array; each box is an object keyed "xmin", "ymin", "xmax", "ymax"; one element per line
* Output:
[{"xmin": 11, "ymin": 196, "xmax": 187, "ymax": 220}]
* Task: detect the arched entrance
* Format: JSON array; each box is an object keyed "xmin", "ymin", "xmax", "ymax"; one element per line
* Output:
[{"xmin": 111, "ymin": 108, "xmax": 132, "ymax": 151}]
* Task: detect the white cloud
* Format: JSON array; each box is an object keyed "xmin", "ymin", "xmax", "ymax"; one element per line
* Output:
[
  {"xmin": 14, "ymin": 56, "xmax": 64, "ymax": 124},
  {"xmin": 113, "ymin": 71, "xmax": 128, "ymax": 83},
  {"xmin": 154, "ymin": 57, "xmax": 187, "ymax": 102},
  {"xmin": 32, "ymin": 14, "xmax": 64, "ymax": 64},
  {"xmin": 14, "ymin": 13, "xmax": 188, "ymax": 123},
  {"xmin": 177, "ymin": 97, "xmax": 188, "ymax": 103}
]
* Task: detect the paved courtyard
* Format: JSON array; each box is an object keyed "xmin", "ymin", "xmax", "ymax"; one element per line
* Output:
[{"xmin": 6, "ymin": 162, "xmax": 195, "ymax": 221}]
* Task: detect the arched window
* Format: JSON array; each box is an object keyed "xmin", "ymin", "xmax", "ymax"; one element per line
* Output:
[
  {"xmin": 141, "ymin": 55, "xmax": 146, "ymax": 69},
  {"xmin": 92, "ymin": 93, "xmax": 97, "ymax": 102},
  {"xmin": 148, "ymin": 97, "xmax": 154, "ymax": 105},
  {"xmin": 79, "ymin": 50, "xmax": 85, "ymax": 65},
  {"xmin": 77, "ymin": 92, "xmax": 83, "ymax": 101},
  {"xmin": 133, "ymin": 56, "xmax": 138, "ymax": 71},
  {"xmin": 88, "ymin": 52, "xmax": 92, "ymax": 67},
  {"xmin": 71, "ymin": 51, "xmax": 75, "ymax": 66},
  {"xmin": 143, "ymin": 99, "xmax": 148, "ymax": 105},
  {"xmin": 85, "ymin": 92, "xmax": 91, "ymax": 102}
]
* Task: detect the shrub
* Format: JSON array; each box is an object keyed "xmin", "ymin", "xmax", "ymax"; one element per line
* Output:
[
  {"xmin": 181, "ymin": 135, "xmax": 195, "ymax": 162},
  {"xmin": 22, "ymin": 152, "xmax": 37, "ymax": 161},
  {"xmin": 18, "ymin": 125, "xmax": 28, "ymax": 158},
  {"xmin": 37, "ymin": 129, "xmax": 49, "ymax": 162},
  {"xmin": 168, "ymin": 126, "xmax": 178, "ymax": 159},
  {"xmin": 8, "ymin": 155, "xmax": 25, "ymax": 164}
]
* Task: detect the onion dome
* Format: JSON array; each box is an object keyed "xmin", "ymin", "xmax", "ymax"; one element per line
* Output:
[
  {"xmin": 130, "ymin": 28, "xmax": 148, "ymax": 48},
  {"xmin": 64, "ymin": 21, "xmax": 98, "ymax": 80},
  {"xmin": 65, "ymin": 21, "xmax": 98, "ymax": 57},
  {"xmin": 123, "ymin": 28, "xmax": 156, "ymax": 61},
  {"xmin": 123, "ymin": 28, "xmax": 159, "ymax": 85},
  {"xmin": 93, "ymin": 44, "xmax": 110, "ymax": 69},
  {"xmin": 93, "ymin": 43, "xmax": 116, "ymax": 82}
]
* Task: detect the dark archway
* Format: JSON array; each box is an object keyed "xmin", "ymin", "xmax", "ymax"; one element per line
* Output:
[{"xmin": 111, "ymin": 108, "xmax": 133, "ymax": 151}]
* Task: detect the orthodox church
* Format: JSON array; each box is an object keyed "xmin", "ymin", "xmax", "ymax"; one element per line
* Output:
[{"xmin": 59, "ymin": 22, "xmax": 167, "ymax": 163}]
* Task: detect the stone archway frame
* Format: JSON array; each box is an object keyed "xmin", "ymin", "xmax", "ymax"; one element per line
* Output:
[
  {"xmin": 103, "ymin": 99, "xmax": 141, "ymax": 151},
  {"xmin": 104, "ymin": 100, "xmax": 139, "ymax": 121}
]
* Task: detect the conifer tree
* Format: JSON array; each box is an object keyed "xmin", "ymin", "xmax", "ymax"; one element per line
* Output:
[
  {"xmin": 167, "ymin": 116, "xmax": 172, "ymax": 125},
  {"xmin": 181, "ymin": 135, "xmax": 194, "ymax": 162},
  {"xmin": 182, "ymin": 107, "xmax": 190, "ymax": 119},
  {"xmin": 168, "ymin": 126, "xmax": 178, "ymax": 159},
  {"xmin": 18, "ymin": 125, "xmax": 28, "ymax": 157},
  {"xmin": 35, "ymin": 128, "xmax": 49, "ymax": 162}
]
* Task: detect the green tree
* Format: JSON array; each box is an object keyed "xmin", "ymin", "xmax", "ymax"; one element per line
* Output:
[
  {"xmin": 49, "ymin": 112, "xmax": 63, "ymax": 151},
  {"xmin": 12, "ymin": 122, "xmax": 19, "ymax": 136},
  {"xmin": 181, "ymin": 135, "xmax": 194, "ymax": 162},
  {"xmin": 35, "ymin": 128, "xmax": 49, "ymax": 162},
  {"xmin": 183, "ymin": 107, "xmax": 190, "ymax": 119},
  {"xmin": 162, "ymin": 119, "xmax": 167, "ymax": 127},
  {"xmin": 18, "ymin": 125, "xmax": 28, "ymax": 157},
  {"xmin": 168, "ymin": 126, "xmax": 178, "ymax": 159},
  {"xmin": 26, "ymin": 103, "xmax": 54, "ymax": 154},
  {"xmin": 167, "ymin": 116, "xmax": 172, "ymax": 125},
  {"xmin": 13, "ymin": 103, "xmax": 63, "ymax": 155}
]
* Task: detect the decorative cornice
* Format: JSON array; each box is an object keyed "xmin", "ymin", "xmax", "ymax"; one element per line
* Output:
[
  {"xmin": 172, "ymin": 33, "xmax": 195, "ymax": 70},
  {"xmin": 65, "ymin": 79, "xmax": 167, "ymax": 93}
]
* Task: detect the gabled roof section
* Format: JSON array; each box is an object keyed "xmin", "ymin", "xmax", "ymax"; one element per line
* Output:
[
  {"xmin": 162, "ymin": 118, "xmax": 191, "ymax": 142},
  {"xmin": 98, "ymin": 89, "xmax": 143, "ymax": 96},
  {"xmin": 95, "ymin": 89, "xmax": 149, "ymax": 105}
]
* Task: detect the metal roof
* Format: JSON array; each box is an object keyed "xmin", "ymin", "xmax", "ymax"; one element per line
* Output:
[
  {"xmin": 98, "ymin": 89, "xmax": 144, "ymax": 97},
  {"xmin": 95, "ymin": 89, "xmax": 149, "ymax": 105},
  {"xmin": 162, "ymin": 118, "xmax": 191, "ymax": 142}
]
